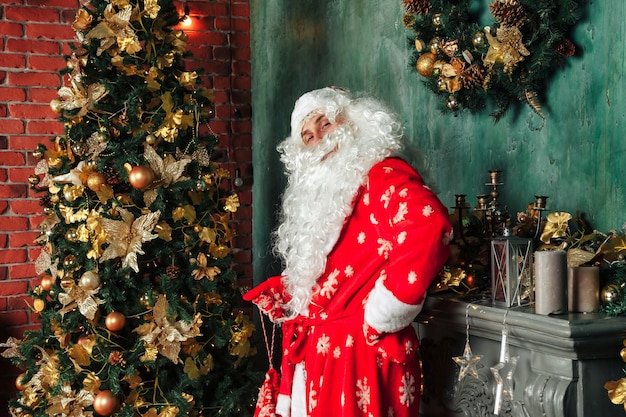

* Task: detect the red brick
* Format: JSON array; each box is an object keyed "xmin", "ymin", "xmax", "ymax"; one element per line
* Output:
[
  {"xmin": 10, "ymin": 200, "xmax": 41, "ymax": 216},
  {"xmin": 8, "ymin": 264, "xmax": 36, "ymax": 280},
  {"xmin": 0, "ymin": 216, "xmax": 29, "ymax": 232},
  {"xmin": 0, "ymin": 104, "xmax": 6, "ymax": 118},
  {"xmin": 8, "ymin": 167, "xmax": 36, "ymax": 183},
  {"xmin": 231, "ymin": 3, "xmax": 250, "ymax": 18},
  {"xmin": 0, "ymin": 22, "xmax": 24, "ymax": 38},
  {"xmin": 192, "ymin": 2, "xmax": 228, "ymax": 17},
  {"xmin": 26, "ymin": 120, "xmax": 64, "ymax": 135},
  {"xmin": 5, "ymin": 7, "xmax": 60, "ymax": 23},
  {"xmin": 8, "ymin": 103, "xmax": 57, "ymax": 120},
  {"xmin": 0, "ymin": 235, "xmax": 7, "ymax": 249},
  {"xmin": 214, "ymin": 17, "xmax": 249, "ymax": 32},
  {"xmin": 26, "ymin": 23, "xmax": 75, "ymax": 40},
  {"xmin": 0, "ymin": 87, "xmax": 26, "ymax": 102},
  {"xmin": 0, "ymin": 266, "xmax": 7, "ymax": 281},
  {"xmin": 5, "ymin": 38, "xmax": 60, "ymax": 55},
  {"xmin": 28, "ymin": 0, "xmax": 81, "ymax": 8},
  {"xmin": 27, "ymin": 87, "xmax": 59, "ymax": 104},
  {"xmin": 0, "ymin": 310, "xmax": 28, "ymax": 326},
  {"xmin": 29, "ymin": 215, "xmax": 46, "ymax": 230},
  {"xmin": 0, "ymin": 184, "xmax": 27, "ymax": 200},
  {"xmin": 0, "ymin": 151, "xmax": 25, "ymax": 166},
  {"xmin": 8, "ymin": 71, "xmax": 62, "ymax": 88},
  {"xmin": 0, "ymin": 202, "xmax": 8, "ymax": 215},
  {"xmin": 10, "ymin": 135, "xmax": 56, "ymax": 151},
  {"xmin": 28, "ymin": 55, "xmax": 66, "ymax": 72},
  {"xmin": 0, "ymin": 119, "xmax": 25, "ymax": 134},
  {"xmin": 0, "ymin": 249, "xmax": 28, "ymax": 265},
  {"xmin": 0, "ymin": 53, "xmax": 26, "ymax": 69}
]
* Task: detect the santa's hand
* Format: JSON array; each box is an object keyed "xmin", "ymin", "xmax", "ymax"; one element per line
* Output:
[{"xmin": 243, "ymin": 275, "xmax": 287, "ymax": 322}]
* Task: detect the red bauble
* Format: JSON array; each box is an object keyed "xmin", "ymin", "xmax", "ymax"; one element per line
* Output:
[
  {"xmin": 93, "ymin": 390, "xmax": 120, "ymax": 416},
  {"xmin": 105, "ymin": 311, "xmax": 126, "ymax": 332},
  {"xmin": 128, "ymin": 165, "xmax": 155, "ymax": 189}
]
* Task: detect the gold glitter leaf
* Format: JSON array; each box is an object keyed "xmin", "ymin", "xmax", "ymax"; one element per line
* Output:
[{"xmin": 99, "ymin": 208, "xmax": 161, "ymax": 272}]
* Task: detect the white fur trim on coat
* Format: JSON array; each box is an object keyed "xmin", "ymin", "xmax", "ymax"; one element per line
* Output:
[{"xmin": 364, "ymin": 278, "xmax": 425, "ymax": 334}]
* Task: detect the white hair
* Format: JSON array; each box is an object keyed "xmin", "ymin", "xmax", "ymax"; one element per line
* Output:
[{"xmin": 273, "ymin": 88, "xmax": 405, "ymax": 317}]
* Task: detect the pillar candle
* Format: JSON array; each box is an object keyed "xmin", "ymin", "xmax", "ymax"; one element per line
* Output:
[
  {"xmin": 534, "ymin": 250, "xmax": 567, "ymax": 315},
  {"xmin": 568, "ymin": 266, "xmax": 600, "ymax": 313}
]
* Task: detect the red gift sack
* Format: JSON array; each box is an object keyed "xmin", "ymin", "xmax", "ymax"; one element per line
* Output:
[{"xmin": 254, "ymin": 311, "xmax": 281, "ymax": 417}]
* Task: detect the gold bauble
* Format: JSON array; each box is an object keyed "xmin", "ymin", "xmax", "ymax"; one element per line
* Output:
[
  {"xmin": 63, "ymin": 254, "xmax": 77, "ymax": 269},
  {"xmin": 145, "ymin": 134, "xmax": 157, "ymax": 145},
  {"xmin": 86, "ymin": 172, "xmax": 107, "ymax": 191},
  {"xmin": 64, "ymin": 188, "xmax": 81, "ymax": 202},
  {"xmin": 79, "ymin": 271, "xmax": 101, "ymax": 291},
  {"xmin": 446, "ymin": 95, "xmax": 459, "ymax": 111},
  {"xmin": 72, "ymin": 142, "xmax": 86, "ymax": 156},
  {"xmin": 105, "ymin": 311, "xmax": 126, "ymax": 332},
  {"xmin": 472, "ymin": 31, "xmax": 485, "ymax": 47},
  {"xmin": 429, "ymin": 37, "xmax": 442, "ymax": 54},
  {"xmin": 93, "ymin": 390, "xmax": 120, "ymax": 416},
  {"xmin": 50, "ymin": 99, "xmax": 63, "ymax": 113},
  {"xmin": 128, "ymin": 165, "xmax": 155, "ymax": 189},
  {"xmin": 416, "ymin": 52, "xmax": 437, "ymax": 77},
  {"xmin": 15, "ymin": 373, "xmax": 27, "ymax": 391},
  {"xmin": 65, "ymin": 228, "xmax": 79, "ymax": 242},
  {"xmin": 601, "ymin": 284, "xmax": 620, "ymax": 304},
  {"xmin": 432, "ymin": 13, "xmax": 442, "ymax": 27},
  {"xmin": 40, "ymin": 275, "xmax": 56, "ymax": 291}
]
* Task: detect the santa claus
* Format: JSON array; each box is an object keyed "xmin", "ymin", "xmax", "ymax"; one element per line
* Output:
[{"xmin": 245, "ymin": 87, "xmax": 452, "ymax": 417}]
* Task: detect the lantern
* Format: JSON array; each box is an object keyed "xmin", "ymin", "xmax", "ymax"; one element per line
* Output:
[{"xmin": 491, "ymin": 232, "xmax": 533, "ymax": 307}]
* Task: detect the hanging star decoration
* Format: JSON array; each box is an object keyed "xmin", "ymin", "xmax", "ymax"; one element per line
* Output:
[
  {"xmin": 452, "ymin": 340, "xmax": 483, "ymax": 381},
  {"xmin": 490, "ymin": 326, "xmax": 519, "ymax": 415}
]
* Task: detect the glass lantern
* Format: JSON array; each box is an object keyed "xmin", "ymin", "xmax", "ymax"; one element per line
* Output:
[{"xmin": 491, "ymin": 234, "xmax": 533, "ymax": 307}]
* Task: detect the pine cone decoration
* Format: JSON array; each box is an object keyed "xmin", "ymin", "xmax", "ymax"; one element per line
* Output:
[
  {"xmin": 460, "ymin": 65, "xmax": 487, "ymax": 89},
  {"xmin": 403, "ymin": 0, "xmax": 430, "ymax": 15},
  {"xmin": 489, "ymin": 0, "xmax": 526, "ymax": 28},
  {"xmin": 166, "ymin": 265, "xmax": 181, "ymax": 279},
  {"xmin": 103, "ymin": 165, "xmax": 122, "ymax": 185},
  {"xmin": 108, "ymin": 351, "xmax": 126, "ymax": 366}
]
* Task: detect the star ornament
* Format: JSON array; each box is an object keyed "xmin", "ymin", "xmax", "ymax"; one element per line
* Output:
[
  {"xmin": 99, "ymin": 208, "xmax": 161, "ymax": 272},
  {"xmin": 490, "ymin": 355, "xmax": 519, "ymax": 415},
  {"xmin": 452, "ymin": 340, "xmax": 483, "ymax": 381}
]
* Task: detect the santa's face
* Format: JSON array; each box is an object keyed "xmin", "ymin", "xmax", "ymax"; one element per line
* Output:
[{"xmin": 300, "ymin": 113, "xmax": 343, "ymax": 147}]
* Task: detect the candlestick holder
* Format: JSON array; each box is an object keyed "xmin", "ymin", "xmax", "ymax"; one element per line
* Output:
[{"xmin": 533, "ymin": 195, "xmax": 548, "ymax": 240}]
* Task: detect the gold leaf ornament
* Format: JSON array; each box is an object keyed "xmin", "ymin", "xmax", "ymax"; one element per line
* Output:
[
  {"xmin": 144, "ymin": 0, "xmax": 161, "ymax": 19},
  {"xmin": 133, "ymin": 295, "xmax": 203, "ymax": 363},
  {"xmin": 99, "ymin": 208, "xmax": 161, "ymax": 272},
  {"xmin": 540, "ymin": 212, "xmax": 572, "ymax": 244},
  {"xmin": 483, "ymin": 25, "xmax": 529, "ymax": 74}
]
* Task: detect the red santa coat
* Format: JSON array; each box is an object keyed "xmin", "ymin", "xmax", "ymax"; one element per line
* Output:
[{"xmin": 246, "ymin": 158, "xmax": 452, "ymax": 417}]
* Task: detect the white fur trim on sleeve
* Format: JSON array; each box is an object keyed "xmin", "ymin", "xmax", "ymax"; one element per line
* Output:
[
  {"xmin": 364, "ymin": 278, "xmax": 425, "ymax": 334},
  {"xmin": 276, "ymin": 394, "xmax": 291, "ymax": 417}
]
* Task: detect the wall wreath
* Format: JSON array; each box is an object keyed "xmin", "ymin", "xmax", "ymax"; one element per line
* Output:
[{"xmin": 402, "ymin": 0, "xmax": 583, "ymax": 121}]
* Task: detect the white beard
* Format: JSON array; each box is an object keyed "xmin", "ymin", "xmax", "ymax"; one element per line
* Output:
[{"xmin": 274, "ymin": 115, "xmax": 403, "ymax": 316}]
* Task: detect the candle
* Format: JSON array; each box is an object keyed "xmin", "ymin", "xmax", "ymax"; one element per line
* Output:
[
  {"xmin": 534, "ymin": 250, "xmax": 567, "ymax": 315},
  {"xmin": 568, "ymin": 266, "xmax": 600, "ymax": 313}
]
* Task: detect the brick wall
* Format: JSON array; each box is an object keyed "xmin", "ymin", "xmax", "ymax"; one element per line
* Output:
[{"xmin": 0, "ymin": 0, "xmax": 252, "ymax": 406}]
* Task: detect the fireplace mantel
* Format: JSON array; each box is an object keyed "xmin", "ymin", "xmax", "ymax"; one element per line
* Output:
[{"xmin": 417, "ymin": 295, "xmax": 626, "ymax": 417}]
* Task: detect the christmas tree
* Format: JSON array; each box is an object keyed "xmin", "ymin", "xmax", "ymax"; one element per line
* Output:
[{"xmin": 1, "ymin": 0, "xmax": 261, "ymax": 415}]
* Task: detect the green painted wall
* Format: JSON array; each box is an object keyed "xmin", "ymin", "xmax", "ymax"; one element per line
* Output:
[{"xmin": 250, "ymin": 0, "xmax": 624, "ymax": 283}]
